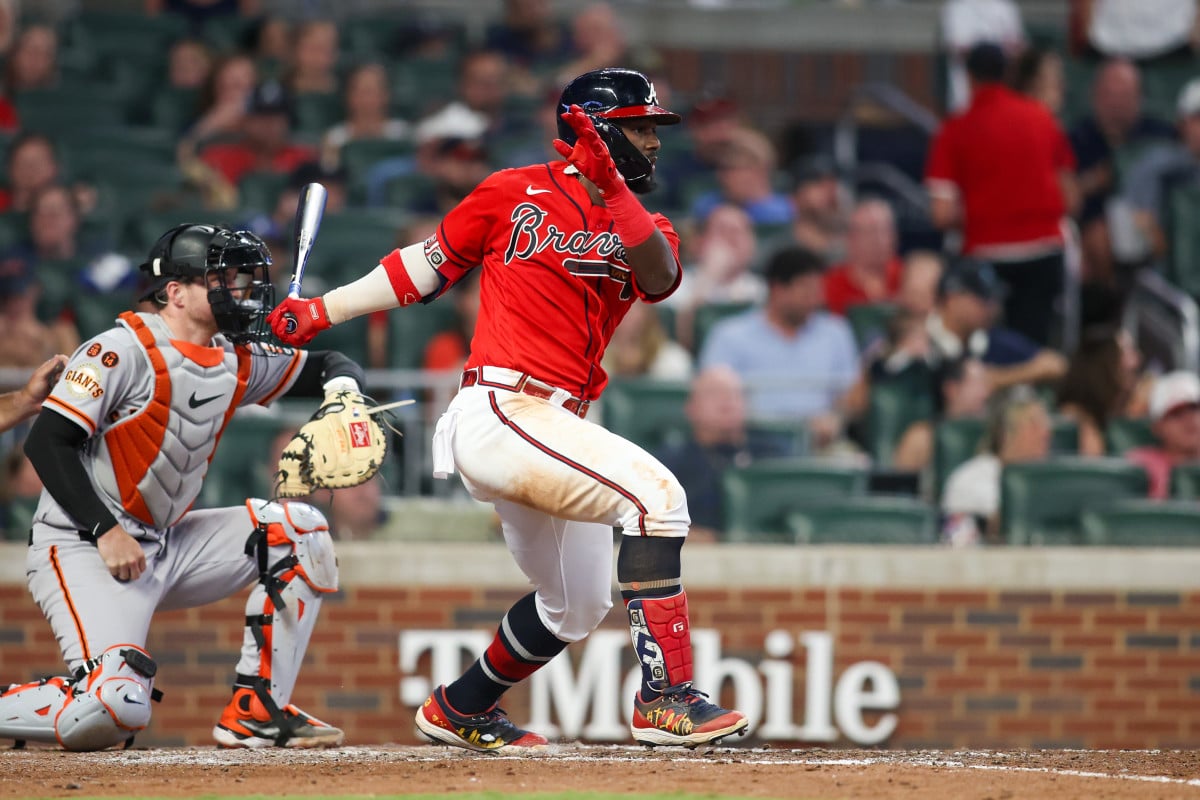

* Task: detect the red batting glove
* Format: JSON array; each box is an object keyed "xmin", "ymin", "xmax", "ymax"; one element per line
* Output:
[
  {"xmin": 552, "ymin": 104, "xmax": 625, "ymax": 196},
  {"xmin": 267, "ymin": 296, "xmax": 330, "ymax": 347}
]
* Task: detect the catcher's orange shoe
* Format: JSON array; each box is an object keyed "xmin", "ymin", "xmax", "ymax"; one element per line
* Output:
[
  {"xmin": 213, "ymin": 687, "xmax": 344, "ymax": 749},
  {"xmin": 414, "ymin": 685, "xmax": 548, "ymax": 752},
  {"xmin": 631, "ymin": 685, "xmax": 748, "ymax": 748}
]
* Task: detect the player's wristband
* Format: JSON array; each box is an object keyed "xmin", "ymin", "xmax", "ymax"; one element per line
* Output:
[
  {"xmin": 80, "ymin": 518, "xmax": 118, "ymax": 545},
  {"xmin": 604, "ymin": 183, "xmax": 657, "ymax": 249},
  {"xmin": 322, "ymin": 376, "xmax": 361, "ymax": 395}
]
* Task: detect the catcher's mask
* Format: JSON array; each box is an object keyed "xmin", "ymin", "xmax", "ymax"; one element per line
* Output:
[
  {"xmin": 138, "ymin": 223, "xmax": 275, "ymax": 344},
  {"xmin": 557, "ymin": 67, "xmax": 681, "ymax": 195}
]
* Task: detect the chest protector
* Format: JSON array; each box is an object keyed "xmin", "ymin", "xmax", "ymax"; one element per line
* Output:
[{"xmin": 91, "ymin": 312, "xmax": 247, "ymax": 528}]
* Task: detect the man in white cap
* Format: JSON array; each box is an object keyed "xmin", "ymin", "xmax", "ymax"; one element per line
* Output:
[{"xmin": 1126, "ymin": 370, "xmax": 1200, "ymax": 498}]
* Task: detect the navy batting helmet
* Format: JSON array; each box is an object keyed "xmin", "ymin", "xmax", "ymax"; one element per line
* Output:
[
  {"xmin": 557, "ymin": 68, "xmax": 681, "ymax": 194},
  {"xmin": 139, "ymin": 223, "xmax": 275, "ymax": 344}
]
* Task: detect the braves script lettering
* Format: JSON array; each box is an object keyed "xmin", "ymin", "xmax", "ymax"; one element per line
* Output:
[{"xmin": 504, "ymin": 203, "xmax": 627, "ymax": 265}]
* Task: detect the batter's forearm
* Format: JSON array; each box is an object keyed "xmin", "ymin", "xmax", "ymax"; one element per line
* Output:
[
  {"xmin": 324, "ymin": 243, "xmax": 443, "ymax": 324},
  {"xmin": 24, "ymin": 412, "xmax": 119, "ymax": 539},
  {"xmin": 626, "ymin": 230, "xmax": 679, "ymax": 296}
]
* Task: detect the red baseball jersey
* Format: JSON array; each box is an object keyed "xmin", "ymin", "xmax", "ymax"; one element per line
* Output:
[
  {"xmin": 925, "ymin": 84, "xmax": 1075, "ymax": 254},
  {"xmin": 389, "ymin": 161, "xmax": 680, "ymax": 401}
]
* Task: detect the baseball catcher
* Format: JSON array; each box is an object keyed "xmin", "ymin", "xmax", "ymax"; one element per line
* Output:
[{"xmin": 0, "ymin": 223, "xmax": 370, "ymax": 750}]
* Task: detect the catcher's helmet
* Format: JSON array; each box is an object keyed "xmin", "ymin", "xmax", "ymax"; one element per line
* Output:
[
  {"xmin": 138, "ymin": 223, "xmax": 275, "ymax": 344},
  {"xmin": 557, "ymin": 68, "xmax": 681, "ymax": 194}
]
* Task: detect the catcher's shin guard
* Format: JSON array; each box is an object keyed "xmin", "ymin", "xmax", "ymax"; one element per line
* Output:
[
  {"xmin": 0, "ymin": 645, "xmax": 161, "ymax": 751},
  {"xmin": 220, "ymin": 500, "xmax": 339, "ymax": 747}
]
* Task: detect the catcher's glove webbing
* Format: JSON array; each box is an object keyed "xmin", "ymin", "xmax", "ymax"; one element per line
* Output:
[{"xmin": 275, "ymin": 390, "xmax": 389, "ymax": 497}]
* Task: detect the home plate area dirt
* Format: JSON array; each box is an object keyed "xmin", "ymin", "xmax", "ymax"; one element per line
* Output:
[{"xmin": 1, "ymin": 745, "xmax": 1199, "ymax": 799}]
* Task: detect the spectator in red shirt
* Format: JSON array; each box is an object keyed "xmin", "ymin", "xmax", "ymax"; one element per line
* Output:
[
  {"xmin": 198, "ymin": 80, "xmax": 317, "ymax": 190},
  {"xmin": 925, "ymin": 42, "xmax": 1078, "ymax": 348},
  {"xmin": 1126, "ymin": 371, "xmax": 1200, "ymax": 499},
  {"xmin": 823, "ymin": 198, "xmax": 903, "ymax": 315}
]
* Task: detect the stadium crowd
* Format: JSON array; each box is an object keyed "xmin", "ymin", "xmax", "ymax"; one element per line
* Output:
[{"xmin": 2, "ymin": 0, "xmax": 1200, "ymax": 546}]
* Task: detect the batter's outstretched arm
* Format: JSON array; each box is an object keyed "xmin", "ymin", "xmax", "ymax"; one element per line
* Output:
[{"xmin": 268, "ymin": 244, "xmax": 443, "ymax": 346}]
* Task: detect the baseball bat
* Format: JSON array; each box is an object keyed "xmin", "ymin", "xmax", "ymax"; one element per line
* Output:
[{"xmin": 282, "ymin": 181, "xmax": 328, "ymax": 335}]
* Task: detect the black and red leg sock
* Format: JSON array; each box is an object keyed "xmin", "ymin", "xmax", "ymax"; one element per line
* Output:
[{"xmin": 443, "ymin": 591, "xmax": 569, "ymax": 714}]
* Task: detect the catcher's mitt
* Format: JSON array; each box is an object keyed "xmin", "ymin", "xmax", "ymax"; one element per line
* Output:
[{"xmin": 275, "ymin": 390, "xmax": 388, "ymax": 497}]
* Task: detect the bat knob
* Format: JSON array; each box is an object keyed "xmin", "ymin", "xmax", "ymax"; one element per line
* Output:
[{"xmin": 283, "ymin": 312, "xmax": 298, "ymax": 335}]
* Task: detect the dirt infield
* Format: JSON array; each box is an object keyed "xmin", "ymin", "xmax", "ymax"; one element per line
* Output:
[{"xmin": 1, "ymin": 745, "xmax": 1198, "ymax": 799}]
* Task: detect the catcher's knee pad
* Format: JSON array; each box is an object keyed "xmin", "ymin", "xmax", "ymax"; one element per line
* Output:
[
  {"xmin": 0, "ymin": 645, "xmax": 161, "ymax": 751},
  {"xmin": 245, "ymin": 499, "xmax": 339, "ymax": 594},
  {"xmin": 242, "ymin": 500, "xmax": 338, "ymax": 705}
]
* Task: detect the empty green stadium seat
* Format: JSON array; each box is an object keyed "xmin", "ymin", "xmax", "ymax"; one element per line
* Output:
[
  {"xmin": 74, "ymin": 291, "xmax": 137, "ymax": 340},
  {"xmin": 933, "ymin": 417, "xmax": 986, "ymax": 499},
  {"xmin": 1169, "ymin": 462, "xmax": 1200, "ymax": 499},
  {"xmin": 867, "ymin": 369, "xmax": 934, "ymax": 466},
  {"xmin": 600, "ymin": 379, "xmax": 691, "ymax": 453},
  {"xmin": 293, "ymin": 92, "xmax": 342, "ymax": 136},
  {"xmin": 308, "ymin": 312, "xmax": 371, "ymax": 366},
  {"xmin": 17, "ymin": 87, "xmax": 130, "ymax": 131},
  {"xmin": 1167, "ymin": 186, "xmax": 1200, "ymax": 297},
  {"xmin": 90, "ymin": 162, "xmax": 188, "ymax": 216},
  {"xmin": 785, "ymin": 495, "xmax": 937, "ymax": 545},
  {"xmin": 147, "ymin": 87, "xmax": 201, "ymax": 132},
  {"xmin": 237, "ymin": 171, "xmax": 290, "ymax": 214},
  {"xmin": 389, "ymin": 58, "xmax": 460, "ymax": 117},
  {"xmin": 63, "ymin": 126, "xmax": 177, "ymax": 170},
  {"xmin": 722, "ymin": 458, "xmax": 869, "ymax": 541},
  {"xmin": 1000, "ymin": 458, "xmax": 1149, "ymax": 546},
  {"xmin": 0, "ymin": 213, "xmax": 25, "ymax": 252},
  {"xmin": 314, "ymin": 212, "xmax": 403, "ymax": 253},
  {"xmin": 340, "ymin": 138, "xmax": 415, "ymax": 182},
  {"xmin": 1105, "ymin": 417, "xmax": 1156, "ymax": 455},
  {"xmin": 1081, "ymin": 499, "xmax": 1200, "ymax": 546},
  {"xmin": 845, "ymin": 302, "xmax": 896, "ymax": 349},
  {"xmin": 122, "ymin": 207, "xmax": 211, "ymax": 255},
  {"xmin": 202, "ymin": 413, "xmax": 294, "ymax": 508},
  {"xmin": 387, "ymin": 301, "xmax": 458, "ymax": 369}
]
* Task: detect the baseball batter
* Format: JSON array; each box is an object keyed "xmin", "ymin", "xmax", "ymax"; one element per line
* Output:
[
  {"xmin": 0, "ymin": 224, "xmax": 363, "ymax": 751},
  {"xmin": 270, "ymin": 68, "xmax": 748, "ymax": 750}
]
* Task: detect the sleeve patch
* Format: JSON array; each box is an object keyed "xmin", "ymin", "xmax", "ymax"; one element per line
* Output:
[
  {"xmin": 62, "ymin": 363, "xmax": 105, "ymax": 399},
  {"xmin": 424, "ymin": 235, "xmax": 446, "ymax": 267}
]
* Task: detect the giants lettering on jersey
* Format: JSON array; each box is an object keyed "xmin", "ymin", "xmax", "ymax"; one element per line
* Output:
[{"xmin": 504, "ymin": 203, "xmax": 634, "ymax": 298}]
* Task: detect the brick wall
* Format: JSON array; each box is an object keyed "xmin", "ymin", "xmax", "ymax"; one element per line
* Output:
[{"xmin": 3, "ymin": 575, "xmax": 1197, "ymax": 749}]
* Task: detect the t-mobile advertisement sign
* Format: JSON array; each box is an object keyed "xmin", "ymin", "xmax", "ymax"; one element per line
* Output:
[{"xmin": 398, "ymin": 629, "xmax": 900, "ymax": 745}]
